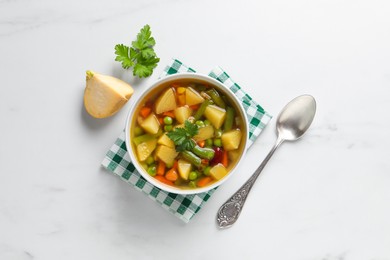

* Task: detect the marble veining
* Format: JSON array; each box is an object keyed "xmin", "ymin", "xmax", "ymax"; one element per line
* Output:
[{"xmin": 1, "ymin": 0, "xmax": 390, "ymax": 259}]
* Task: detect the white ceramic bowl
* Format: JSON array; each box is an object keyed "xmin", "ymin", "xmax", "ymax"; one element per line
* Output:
[{"xmin": 125, "ymin": 73, "xmax": 249, "ymax": 194}]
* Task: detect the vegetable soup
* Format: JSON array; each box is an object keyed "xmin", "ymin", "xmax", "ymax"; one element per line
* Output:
[{"xmin": 131, "ymin": 80, "xmax": 246, "ymax": 189}]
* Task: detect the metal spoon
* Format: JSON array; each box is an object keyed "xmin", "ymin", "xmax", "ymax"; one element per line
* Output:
[{"xmin": 216, "ymin": 94, "xmax": 317, "ymax": 228}]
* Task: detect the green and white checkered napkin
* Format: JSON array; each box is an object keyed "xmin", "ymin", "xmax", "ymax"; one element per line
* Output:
[{"xmin": 101, "ymin": 59, "xmax": 272, "ymax": 223}]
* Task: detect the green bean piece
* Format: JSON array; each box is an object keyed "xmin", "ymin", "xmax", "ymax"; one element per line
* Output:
[
  {"xmin": 194, "ymin": 100, "xmax": 212, "ymax": 120},
  {"xmin": 192, "ymin": 145, "xmax": 215, "ymax": 160},
  {"xmin": 133, "ymin": 134, "xmax": 156, "ymax": 145},
  {"xmin": 181, "ymin": 151, "xmax": 202, "ymax": 168},
  {"xmin": 133, "ymin": 130, "xmax": 162, "ymax": 145},
  {"xmin": 206, "ymin": 89, "xmax": 226, "ymax": 108},
  {"xmin": 224, "ymin": 106, "xmax": 235, "ymax": 131}
]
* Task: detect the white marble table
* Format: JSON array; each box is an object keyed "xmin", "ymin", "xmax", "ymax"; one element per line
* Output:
[{"xmin": 1, "ymin": 0, "xmax": 390, "ymax": 259}]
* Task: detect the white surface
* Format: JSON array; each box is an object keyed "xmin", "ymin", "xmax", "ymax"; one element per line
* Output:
[{"xmin": 1, "ymin": 0, "xmax": 389, "ymax": 259}]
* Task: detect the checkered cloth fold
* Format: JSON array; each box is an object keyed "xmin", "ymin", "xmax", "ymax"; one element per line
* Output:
[{"xmin": 101, "ymin": 59, "xmax": 272, "ymax": 223}]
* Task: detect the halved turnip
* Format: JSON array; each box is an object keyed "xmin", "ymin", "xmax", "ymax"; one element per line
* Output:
[{"xmin": 83, "ymin": 70, "xmax": 133, "ymax": 118}]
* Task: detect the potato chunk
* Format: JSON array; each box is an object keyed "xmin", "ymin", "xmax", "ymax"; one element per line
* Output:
[
  {"xmin": 209, "ymin": 163, "xmax": 227, "ymax": 180},
  {"xmin": 157, "ymin": 133, "xmax": 175, "ymax": 148},
  {"xmin": 140, "ymin": 113, "xmax": 160, "ymax": 134},
  {"xmin": 185, "ymin": 87, "xmax": 204, "ymax": 106},
  {"xmin": 136, "ymin": 139, "xmax": 157, "ymax": 162},
  {"xmin": 174, "ymin": 106, "xmax": 192, "ymax": 124},
  {"xmin": 155, "ymin": 145, "xmax": 178, "ymax": 166},
  {"xmin": 155, "ymin": 87, "xmax": 177, "ymax": 114},
  {"xmin": 178, "ymin": 159, "xmax": 192, "ymax": 180},
  {"xmin": 221, "ymin": 129, "xmax": 242, "ymax": 151},
  {"xmin": 193, "ymin": 125, "xmax": 214, "ymax": 142},
  {"xmin": 204, "ymin": 105, "xmax": 226, "ymax": 129}
]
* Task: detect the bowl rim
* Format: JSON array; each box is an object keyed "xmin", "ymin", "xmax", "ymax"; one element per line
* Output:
[{"xmin": 125, "ymin": 72, "xmax": 249, "ymax": 195}]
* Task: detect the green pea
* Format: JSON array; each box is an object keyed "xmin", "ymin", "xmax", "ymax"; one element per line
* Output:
[
  {"xmin": 145, "ymin": 156, "xmax": 154, "ymax": 165},
  {"xmin": 205, "ymin": 139, "xmax": 213, "ymax": 147},
  {"xmin": 189, "ymin": 181, "xmax": 197, "ymax": 188},
  {"xmin": 141, "ymin": 163, "xmax": 148, "ymax": 170},
  {"xmin": 163, "ymin": 116, "xmax": 173, "ymax": 125},
  {"xmin": 189, "ymin": 171, "xmax": 198, "ymax": 181},
  {"xmin": 164, "ymin": 125, "xmax": 173, "ymax": 132},
  {"xmin": 195, "ymin": 120, "xmax": 205, "ymax": 127},
  {"xmin": 215, "ymin": 129, "xmax": 223, "ymax": 138},
  {"xmin": 204, "ymin": 120, "xmax": 211, "ymax": 126},
  {"xmin": 147, "ymin": 165, "xmax": 156, "ymax": 176},
  {"xmin": 134, "ymin": 126, "xmax": 144, "ymax": 136},
  {"xmin": 214, "ymin": 138, "xmax": 222, "ymax": 147},
  {"xmin": 203, "ymin": 166, "xmax": 211, "ymax": 176}
]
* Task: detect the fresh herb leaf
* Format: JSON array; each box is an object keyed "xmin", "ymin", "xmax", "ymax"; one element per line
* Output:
[
  {"xmin": 114, "ymin": 24, "xmax": 160, "ymax": 78},
  {"xmin": 114, "ymin": 44, "xmax": 133, "ymax": 69},
  {"xmin": 166, "ymin": 120, "xmax": 199, "ymax": 152},
  {"xmin": 184, "ymin": 120, "xmax": 199, "ymax": 137}
]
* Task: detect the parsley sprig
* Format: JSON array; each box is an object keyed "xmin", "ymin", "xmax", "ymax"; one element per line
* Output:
[
  {"xmin": 166, "ymin": 120, "xmax": 199, "ymax": 152},
  {"xmin": 115, "ymin": 24, "xmax": 160, "ymax": 78}
]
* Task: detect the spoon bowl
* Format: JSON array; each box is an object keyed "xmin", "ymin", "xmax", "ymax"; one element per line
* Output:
[
  {"xmin": 277, "ymin": 95, "xmax": 316, "ymax": 141},
  {"xmin": 216, "ymin": 94, "xmax": 317, "ymax": 228}
]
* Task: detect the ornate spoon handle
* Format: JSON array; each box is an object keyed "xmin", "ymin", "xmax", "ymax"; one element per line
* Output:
[{"xmin": 216, "ymin": 138, "xmax": 283, "ymax": 228}]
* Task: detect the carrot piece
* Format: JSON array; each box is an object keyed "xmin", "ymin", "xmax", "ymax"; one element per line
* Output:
[
  {"xmin": 177, "ymin": 87, "xmax": 186, "ymax": 94},
  {"xmin": 172, "ymin": 160, "xmax": 179, "ymax": 170},
  {"xmin": 197, "ymin": 176, "xmax": 212, "ymax": 187},
  {"xmin": 158, "ymin": 117, "xmax": 164, "ymax": 125},
  {"xmin": 189, "ymin": 104, "xmax": 200, "ymax": 110},
  {"xmin": 140, "ymin": 107, "xmax": 152, "ymax": 118},
  {"xmin": 155, "ymin": 175, "xmax": 174, "ymax": 186},
  {"xmin": 162, "ymin": 111, "xmax": 175, "ymax": 118},
  {"xmin": 157, "ymin": 160, "xmax": 166, "ymax": 176},
  {"xmin": 177, "ymin": 94, "xmax": 186, "ymax": 106},
  {"xmin": 197, "ymin": 140, "xmax": 205, "ymax": 148},
  {"xmin": 221, "ymin": 150, "xmax": 228, "ymax": 167},
  {"xmin": 165, "ymin": 168, "xmax": 178, "ymax": 182}
]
